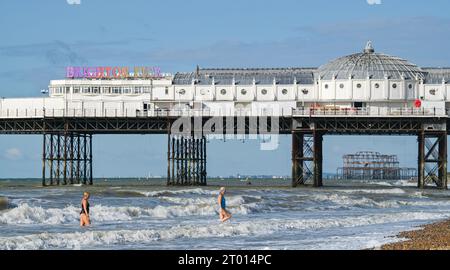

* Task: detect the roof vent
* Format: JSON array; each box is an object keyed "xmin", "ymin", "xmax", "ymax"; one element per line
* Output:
[{"xmin": 364, "ymin": 41, "xmax": 375, "ymax": 54}]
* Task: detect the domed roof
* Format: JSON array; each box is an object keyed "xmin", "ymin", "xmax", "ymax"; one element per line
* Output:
[{"xmin": 317, "ymin": 41, "xmax": 426, "ymax": 80}]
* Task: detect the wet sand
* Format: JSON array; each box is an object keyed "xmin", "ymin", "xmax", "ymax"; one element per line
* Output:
[{"xmin": 381, "ymin": 219, "xmax": 450, "ymax": 250}]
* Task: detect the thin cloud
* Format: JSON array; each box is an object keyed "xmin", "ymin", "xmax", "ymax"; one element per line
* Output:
[
  {"xmin": 367, "ymin": 0, "xmax": 382, "ymax": 5},
  {"xmin": 67, "ymin": 0, "xmax": 81, "ymax": 5},
  {"xmin": 4, "ymin": 148, "xmax": 23, "ymax": 160},
  {"xmin": 0, "ymin": 40, "xmax": 87, "ymax": 66},
  {"xmin": 0, "ymin": 38, "xmax": 155, "ymax": 67}
]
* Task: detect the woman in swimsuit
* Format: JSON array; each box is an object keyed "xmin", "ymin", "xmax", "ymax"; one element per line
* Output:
[
  {"xmin": 80, "ymin": 192, "xmax": 91, "ymax": 227},
  {"xmin": 218, "ymin": 187, "xmax": 231, "ymax": 222}
]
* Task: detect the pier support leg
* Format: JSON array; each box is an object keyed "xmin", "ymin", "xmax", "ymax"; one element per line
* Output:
[
  {"xmin": 292, "ymin": 131, "xmax": 323, "ymax": 187},
  {"xmin": 42, "ymin": 132, "xmax": 93, "ymax": 186},
  {"xmin": 418, "ymin": 131, "xmax": 425, "ymax": 189},
  {"xmin": 167, "ymin": 134, "xmax": 207, "ymax": 186},
  {"xmin": 313, "ymin": 130, "xmax": 323, "ymax": 188},
  {"xmin": 418, "ymin": 131, "xmax": 447, "ymax": 189},
  {"xmin": 292, "ymin": 132, "xmax": 305, "ymax": 187}
]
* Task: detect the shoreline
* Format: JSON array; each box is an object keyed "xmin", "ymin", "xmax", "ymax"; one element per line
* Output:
[{"xmin": 380, "ymin": 219, "xmax": 450, "ymax": 250}]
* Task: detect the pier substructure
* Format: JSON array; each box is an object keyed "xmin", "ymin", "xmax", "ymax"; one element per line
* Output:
[
  {"xmin": 167, "ymin": 135, "xmax": 207, "ymax": 186},
  {"xmin": 42, "ymin": 132, "xmax": 93, "ymax": 186},
  {"xmin": 418, "ymin": 131, "xmax": 447, "ymax": 189},
  {"xmin": 292, "ymin": 131, "xmax": 323, "ymax": 187}
]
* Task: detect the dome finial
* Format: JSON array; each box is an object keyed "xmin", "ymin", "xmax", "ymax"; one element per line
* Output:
[{"xmin": 364, "ymin": 40, "xmax": 374, "ymax": 53}]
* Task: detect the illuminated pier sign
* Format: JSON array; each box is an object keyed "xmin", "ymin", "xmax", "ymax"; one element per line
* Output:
[{"xmin": 66, "ymin": 66, "xmax": 162, "ymax": 79}]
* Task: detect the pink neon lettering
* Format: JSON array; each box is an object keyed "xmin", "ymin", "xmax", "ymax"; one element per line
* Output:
[{"xmin": 66, "ymin": 66, "xmax": 162, "ymax": 78}]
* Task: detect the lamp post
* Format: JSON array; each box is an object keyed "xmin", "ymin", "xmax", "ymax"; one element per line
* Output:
[{"xmin": 41, "ymin": 89, "xmax": 49, "ymax": 117}]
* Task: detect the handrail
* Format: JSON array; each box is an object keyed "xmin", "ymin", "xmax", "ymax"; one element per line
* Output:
[{"xmin": 0, "ymin": 107, "xmax": 448, "ymax": 119}]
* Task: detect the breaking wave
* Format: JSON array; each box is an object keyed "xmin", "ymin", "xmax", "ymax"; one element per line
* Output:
[
  {"xmin": 127, "ymin": 188, "xmax": 218, "ymax": 197},
  {"xmin": 0, "ymin": 194, "xmax": 260, "ymax": 225},
  {"xmin": 335, "ymin": 188, "xmax": 406, "ymax": 195},
  {"xmin": 1, "ymin": 211, "xmax": 448, "ymax": 250}
]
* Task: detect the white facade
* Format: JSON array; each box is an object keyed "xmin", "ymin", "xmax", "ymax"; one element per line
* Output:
[{"xmin": 1, "ymin": 43, "xmax": 449, "ymax": 118}]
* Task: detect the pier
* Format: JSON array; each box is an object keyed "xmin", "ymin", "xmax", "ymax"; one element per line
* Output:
[
  {"xmin": 0, "ymin": 107, "xmax": 448, "ymax": 189},
  {"xmin": 0, "ymin": 42, "xmax": 449, "ymax": 189}
]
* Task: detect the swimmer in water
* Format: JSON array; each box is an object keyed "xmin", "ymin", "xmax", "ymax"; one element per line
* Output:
[
  {"xmin": 218, "ymin": 187, "xmax": 232, "ymax": 222},
  {"xmin": 80, "ymin": 192, "xmax": 91, "ymax": 227}
]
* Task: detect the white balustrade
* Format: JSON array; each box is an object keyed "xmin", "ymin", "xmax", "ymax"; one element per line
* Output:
[{"xmin": 0, "ymin": 107, "xmax": 448, "ymax": 119}]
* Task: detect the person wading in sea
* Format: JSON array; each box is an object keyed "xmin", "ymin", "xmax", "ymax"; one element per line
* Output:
[
  {"xmin": 218, "ymin": 187, "xmax": 232, "ymax": 222},
  {"xmin": 80, "ymin": 192, "xmax": 91, "ymax": 227}
]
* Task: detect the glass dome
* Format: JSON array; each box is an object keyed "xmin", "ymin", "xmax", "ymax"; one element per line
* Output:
[{"xmin": 317, "ymin": 41, "xmax": 426, "ymax": 80}]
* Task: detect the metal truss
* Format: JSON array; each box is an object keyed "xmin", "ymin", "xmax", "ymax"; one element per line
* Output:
[
  {"xmin": 1, "ymin": 116, "xmax": 449, "ymax": 190},
  {"xmin": 0, "ymin": 117, "xmax": 292, "ymax": 135},
  {"xmin": 418, "ymin": 131, "xmax": 448, "ymax": 189},
  {"xmin": 167, "ymin": 135, "xmax": 207, "ymax": 186},
  {"xmin": 292, "ymin": 131, "xmax": 323, "ymax": 187},
  {"xmin": 336, "ymin": 151, "xmax": 417, "ymax": 180},
  {"xmin": 309, "ymin": 117, "xmax": 431, "ymax": 134},
  {"xmin": 42, "ymin": 132, "xmax": 92, "ymax": 186}
]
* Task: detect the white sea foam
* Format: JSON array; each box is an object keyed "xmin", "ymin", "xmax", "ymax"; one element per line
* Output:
[
  {"xmin": 391, "ymin": 180, "xmax": 417, "ymax": 187},
  {"xmin": 335, "ymin": 188, "xmax": 406, "ymax": 195},
  {"xmin": 0, "ymin": 194, "xmax": 259, "ymax": 225},
  {"xmin": 1, "ymin": 211, "xmax": 447, "ymax": 250},
  {"xmin": 129, "ymin": 188, "xmax": 217, "ymax": 197},
  {"xmin": 310, "ymin": 193, "xmax": 400, "ymax": 209}
]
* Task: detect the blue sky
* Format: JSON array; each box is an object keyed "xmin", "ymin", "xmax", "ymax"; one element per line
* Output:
[{"xmin": 0, "ymin": 0, "xmax": 448, "ymax": 178}]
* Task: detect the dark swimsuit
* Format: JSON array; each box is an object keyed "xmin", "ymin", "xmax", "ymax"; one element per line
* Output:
[
  {"xmin": 80, "ymin": 200, "xmax": 90, "ymax": 215},
  {"xmin": 220, "ymin": 196, "xmax": 226, "ymax": 210}
]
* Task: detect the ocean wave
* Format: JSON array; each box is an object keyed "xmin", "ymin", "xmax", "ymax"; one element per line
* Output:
[
  {"xmin": 391, "ymin": 180, "xmax": 417, "ymax": 187},
  {"xmin": 0, "ymin": 194, "xmax": 260, "ymax": 225},
  {"xmin": 335, "ymin": 188, "xmax": 406, "ymax": 195},
  {"xmin": 307, "ymin": 192, "xmax": 450, "ymax": 210},
  {"xmin": 121, "ymin": 188, "xmax": 218, "ymax": 197},
  {"xmin": 1, "ymin": 211, "xmax": 447, "ymax": 250},
  {"xmin": 310, "ymin": 194, "xmax": 400, "ymax": 209}
]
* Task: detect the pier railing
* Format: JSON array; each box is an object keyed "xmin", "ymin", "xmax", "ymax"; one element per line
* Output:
[
  {"xmin": 0, "ymin": 107, "xmax": 447, "ymax": 119},
  {"xmin": 292, "ymin": 107, "xmax": 447, "ymax": 117}
]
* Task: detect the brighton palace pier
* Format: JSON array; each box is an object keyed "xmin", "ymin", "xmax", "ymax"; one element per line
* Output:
[{"xmin": 1, "ymin": 42, "xmax": 450, "ymax": 188}]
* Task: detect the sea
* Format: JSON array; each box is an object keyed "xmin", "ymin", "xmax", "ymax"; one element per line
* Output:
[{"xmin": 1, "ymin": 178, "xmax": 450, "ymax": 250}]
